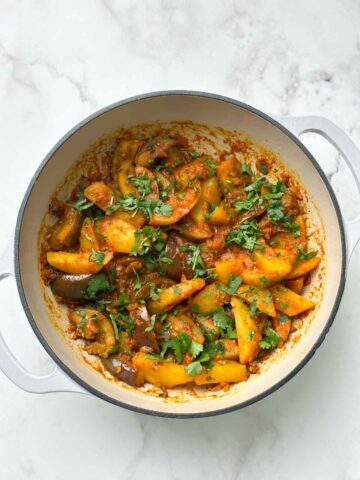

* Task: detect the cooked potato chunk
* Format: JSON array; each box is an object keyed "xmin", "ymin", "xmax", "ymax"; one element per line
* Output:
[
  {"xmin": 47, "ymin": 251, "xmax": 113, "ymax": 274},
  {"xmin": 79, "ymin": 218, "xmax": 100, "ymax": 251},
  {"xmin": 147, "ymin": 277, "xmax": 205, "ymax": 314},
  {"xmin": 270, "ymin": 285, "xmax": 315, "ymax": 316},
  {"xmin": 84, "ymin": 181, "xmax": 113, "ymax": 211},
  {"xmin": 237, "ymin": 284, "xmax": 276, "ymax": 317},
  {"xmin": 194, "ymin": 361, "xmax": 248, "ymax": 385},
  {"xmin": 132, "ymin": 352, "xmax": 191, "ymax": 388},
  {"xmin": 96, "ymin": 216, "xmax": 136, "ymax": 253},
  {"xmin": 191, "ymin": 283, "xmax": 229, "ymax": 315},
  {"xmin": 231, "ymin": 297, "xmax": 261, "ymax": 364},
  {"xmin": 287, "ymin": 256, "xmax": 320, "ymax": 280}
]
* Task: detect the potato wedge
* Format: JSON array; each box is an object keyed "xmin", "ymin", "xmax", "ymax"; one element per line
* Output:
[
  {"xmin": 178, "ymin": 217, "xmax": 213, "ymax": 240},
  {"xmin": 270, "ymin": 215, "xmax": 307, "ymax": 252},
  {"xmin": 191, "ymin": 283, "xmax": 229, "ymax": 315},
  {"xmin": 174, "ymin": 157, "xmax": 211, "ymax": 188},
  {"xmin": 209, "ymin": 202, "xmax": 230, "ymax": 225},
  {"xmin": 147, "ymin": 276, "xmax": 205, "ymax": 314},
  {"xmin": 254, "ymin": 247, "xmax": 292, "ymax": 279},
  {"xmin": 84, "ymin": 181, "xmax": 113, "ymax": 211},
  {"xmin": 241, "ymin": 267, "xmax": 275, "ymax": 287},
  {"xmin": 216, "ymin": 157, "xmax": 238, "ymax": 192},
  {"xmin": 47, "ymin": 251, "xmax": 113, "ymax": 275},
  {"xmin": 270, "ymin": 285, "xmax": 315, "ymax": 316},
  {"xmin": 215, "ymin": 257, "xmax": 247, "ymax": 284},
  {"xmin": 79, "ymin": 218, "xmax": 100, "ymax": 251},
  {"xmin": 194, "ymin": 361, "xmax": 248, "ymax": 385},
  {"xmin": 189, "ymin": 177, "xmax": 221, "ymax": 225},
  {"xmin": 231, "ymin": 297, "xmax": 261, "ymax": 364},
  {"xmin": 132, "ymin": 352, "xmax": 191, "ymax": 388},
  {"xmin": 237, "ymin": 284, "xmax": 276, "ymax": 317},
  {"xmin": 150, "ymin": 183, "xmax": 201, "ymax": 226},
  {"xmin": 167, "ymin": 313, "xmax": 204, "ymax": 344},
  {"xmin": 287, "ymin": 256, "xmax": 320, "ymax": 280},
  {"xmin": 214, "ymin": 339, "xmax": 239, "ymax": 360},
  {"xmin": 96, "ymin": 216, "xmax": 136, "ymax": 253}
]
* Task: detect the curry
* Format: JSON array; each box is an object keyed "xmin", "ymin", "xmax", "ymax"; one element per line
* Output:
[{"xmin": 40, "ymin": 132, "xmax": 321, "ymax": 390}]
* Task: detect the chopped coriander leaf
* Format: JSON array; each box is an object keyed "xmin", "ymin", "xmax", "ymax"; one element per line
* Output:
[
  {"xmin": 88, "ymin": 249, "xmax": 105, "ymax": 264},
  {"xmin": 267, "ymin": 199, "xmax": 284, "ymax": 221},
  {"xmin": 131, "ymin": 226, "xmax": 164, "ymax": 256},
  {"xmin": 174, "ymin": 286, "xmax": 182, "ymax": 295},
  {"xmin": 112, "ymin": 288, "xmax": 130, "ymax": 308},
  {"xmin": 226, "ymin": 220, "xmax": 264, "ymax": 252},
  {"xmin": 212, "ymin": 307, "xmax": 236, "ymax": 339},
  {"xmin": 132, "ymin": 268, "xmax": 142, "ymax": 290},
  {"xmin": 149, "ymin": 284, "xmax": 160, "ymax": 301},
  {"xmin": 249, "ymin": 298, "xmax": 258, "ymax": 317},
  {"xmin": 84, "ymin": 273, "xmax": 114, "ymax": 299},
  {"xmin": 259, "ymin": 323, "xmax": 280, "ymax": 350},
  {"xmin": 205, "ymin": 159, "xmax": 216, "ymax": 177},
  {"xmin": 185, "ymin": 341, "xmax": 225, "ymax": 376},
  {"xmin": 110, "ymin": 194, "xmax": 173, "ymax": 220},
  {"xmin": 260, "ymin": 164, "xmax": 268, "ymax": 175},
  {"xmin": 185, "ymin": 361, "xmax": 203, "ymax": 376},
  {"xmin": 75, "ymin": 309, "xmax": 88, "ymax": 328},
  {"xmin": 129, "ymin": 173, "xmax": 153, "ymax": 198},
  {"xmin": 188, "ymin": 340, "xmax": 203, "ymax": 358},
  {"xmin": 233, "ymin": 192, "xmax": 260, "ymax": 212},
  {"xmin": 282, "ymin": 218, "xmax": 300, "ymax": 237},
  {"xmin": 185, "ymin": 244, "xmax": 210, "ymax": 278},
  {"xmin": 278, "ymin": 314, "xmax": 289, "ymax": 323},
  {"xmin": 247, "ymin": 329, "xmax": 255, "ymax": 341},
  {"xmin": 217, "ymin": 274, "xmax": 242, "ymax": 295},
  {"xmin": 109, "ymin": 313, "xmax": 120, "ymax": 340},
  {"xmin": 72, "ymin": 186, "xmax": 94, "ymax": 212},
  {"xmin": 241, "ymin": 163, "xmax": 253, "ymax": 176},
  {"xmin": 296, "ymin": 246, "xmax": 318, "ymax": 262},
  {"xmin": 259, "ymin": 276, "xmax": 268, "ymax": 287},
  {"xmin": 145, "ymin": 314, "xmax": 157, "ymax": 332},
  {"xmin": 190, "ymin": 151, "xmax": 201, "ymax": 159}
]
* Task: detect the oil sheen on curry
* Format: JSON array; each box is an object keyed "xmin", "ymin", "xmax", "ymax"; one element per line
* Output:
[{"xmin": 40, "ymin": 124, "xmax": 322, "ymax": 392}]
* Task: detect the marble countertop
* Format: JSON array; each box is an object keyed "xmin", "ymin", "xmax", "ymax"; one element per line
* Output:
[{"xmin": 1, "ymin": 1, "xmax": 360, "ymax": 478}]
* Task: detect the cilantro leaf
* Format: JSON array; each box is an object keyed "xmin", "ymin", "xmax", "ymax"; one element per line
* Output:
[
  {"xmin": 259, "ymin": 323, "xmax": 280, "ymax": 350},
  {"xmin": 296, "ymin": 246, "xmax": 318, "ymax": 262},
  {"xmin": 226, "ymin": 220, "xmax": 264, "ymax": 252},
  {"xmin": 185, "ymin": 361, "xmax": 203, "ymax": 376},
  {"xmin": 217, "ymin": 274, "xmax": 242, "ymax": 295},
  {"xmin": 84, "ymin": 273, "xmax": 113, "ymax": 299},
  {"xmin": 88, "ymin": 249, "xmax": 105, "ymax": 265}
]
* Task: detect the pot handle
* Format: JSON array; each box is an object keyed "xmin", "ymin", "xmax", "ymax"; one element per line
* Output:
[
  {"xmin": 274, "ymin": 115, "xmax": 360, "ymax": 260},
  {"xmin": 0, "ymin": 242, "xmax": 86, "ymax": 394}
]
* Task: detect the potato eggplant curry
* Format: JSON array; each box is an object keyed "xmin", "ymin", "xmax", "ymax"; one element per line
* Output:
[{"xmin": 40, "ymin": 134, "xmax": 321, "ymax": 390}]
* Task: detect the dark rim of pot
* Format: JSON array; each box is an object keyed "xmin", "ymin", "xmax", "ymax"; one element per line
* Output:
[{"xmin": 14, "ymin": 90, "xmax": 347, "ymax": 418}]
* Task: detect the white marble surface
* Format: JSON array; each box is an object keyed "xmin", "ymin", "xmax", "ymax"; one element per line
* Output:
[{"xmin": 1, "ymin": 0, "xmax": 360, "ymax": 478}]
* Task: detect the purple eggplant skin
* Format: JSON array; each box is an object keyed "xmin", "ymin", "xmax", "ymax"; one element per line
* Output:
[
  {"xmin": 101, "ymin": 356, "xmax": 143, "ymax": 386},
  {"xmin": 51, "ymin": 274, "xmax": 94, "ymax": 300},
  {"xmin": 131, "ymin": 305, "xmax": 160, "ymax": 354}
]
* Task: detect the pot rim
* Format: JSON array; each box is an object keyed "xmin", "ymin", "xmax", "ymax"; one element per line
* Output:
[{"xmin": 14, "ymin": 90, "xmax": 347, "ymax": 418}]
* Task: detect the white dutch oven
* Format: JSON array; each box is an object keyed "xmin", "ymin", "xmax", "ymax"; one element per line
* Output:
[{"xmin": 1, "ymin": 91, "xmax": 360, "ymax": 418}]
